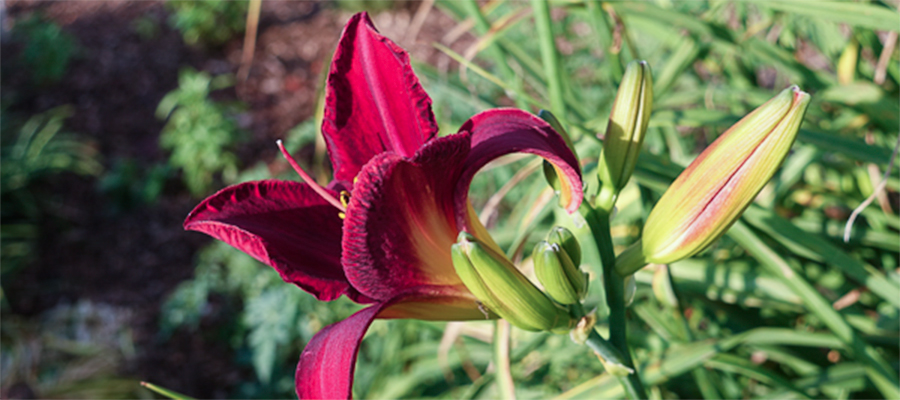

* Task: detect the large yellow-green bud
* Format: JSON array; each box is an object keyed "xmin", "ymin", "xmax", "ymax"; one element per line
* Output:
[
  {"xmin": 597, "ymin": 60, "xmax": 653, "ymax": 207},
  {"xmin": 642, "ymin": 86, "xmax": 811, "ymax": 265},
  {"xmin": 451, "ymin": 232, "xmax": 574, "ymax": 332},
  {"xmin": 533, "ymin": 227, "xmax": 588, "ymax": 305}
]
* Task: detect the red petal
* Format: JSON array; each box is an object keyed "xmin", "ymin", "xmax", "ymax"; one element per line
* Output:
[
  {"xmin": 184, "ymin": 180, "xmax": 370, "ymax": 303},
  {"xmin": 296, "ymin": 304, "xmax": 382, "ymax": 400},
  {"xmin": 457, "ymin": 108, "xmax": 583, "ymax": 215},
  {"xmin": 342, "ymin": 151, "xmax": 467, "ymax": 301},
  {"xmin": 322, "ymin": 12, "xmax": 438, "ymax": 182},
  {"xmin": 342, "ymin": 109, "xmax": 582, "ymax": 301},
  {"xmin": 295, "ymin": 293, "xmax": 490, "ymax": 399}
]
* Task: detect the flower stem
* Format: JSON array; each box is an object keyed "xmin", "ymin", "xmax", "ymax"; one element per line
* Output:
[{"xmin": 582, "ymin": 204, "xmax": 647, "ymax": 399}]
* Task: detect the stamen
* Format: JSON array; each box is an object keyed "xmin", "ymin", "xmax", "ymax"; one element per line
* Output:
[
  {"xmin": 339, "ymin": 190, "xmax": 351, "ymax": 209},
  {"xmin": 276, "ymin": 140, "xmax": 345, "ymax": 212}
]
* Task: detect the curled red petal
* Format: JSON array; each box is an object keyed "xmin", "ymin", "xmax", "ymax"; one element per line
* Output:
[
  {"xmin": 322, "ymin": 12, "xmax": 438, "ymax": 182},
  {"xmin": 295, "ymin": 293, "xmax": 490, "ymax": 399},
  {"xmin": 342, "ymin": 108, "xmax": 582, "ymax": 301},
  {"xmin": 456, "ymin": 108, "xmax": 583, "ymax": 216},
  {"xmin": 184, "ymin": 180, "xmax": 370, "ymax": 303}
]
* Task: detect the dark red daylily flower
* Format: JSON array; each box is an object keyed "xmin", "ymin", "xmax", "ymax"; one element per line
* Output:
[{"xmin": 184, "ymin": 12, "xmax": 583, "ymax": 399}]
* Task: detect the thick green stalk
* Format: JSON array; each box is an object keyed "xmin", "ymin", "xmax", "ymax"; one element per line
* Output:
[
  {"xmin": 530, "ymin": 0, "xmax": 567, "ymax": 120},
  {"xmin": 582, "ymin": 205, "xmax": 647, "ymax": 399}
]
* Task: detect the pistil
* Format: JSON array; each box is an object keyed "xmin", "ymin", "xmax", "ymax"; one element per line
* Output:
[{"xmin": 276, "ymin": 140, "xmax": 346, "ymax": 213}]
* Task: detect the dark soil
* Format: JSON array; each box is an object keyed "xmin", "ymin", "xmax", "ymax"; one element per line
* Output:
[{"xmin": 1, "ymin": 1, "xmax": 473, "ymax": 398}]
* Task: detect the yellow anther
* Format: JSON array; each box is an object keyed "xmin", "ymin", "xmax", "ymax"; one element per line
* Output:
[
  {"xmin": 338, "ymin": 212, "xmax": 346, "ymax": 220},
  {"xmin": 339, "ymin": 190, "xmax": 351, "ymax": 208}
]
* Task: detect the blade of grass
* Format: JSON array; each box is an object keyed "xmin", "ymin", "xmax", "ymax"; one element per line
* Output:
[
  {"xmin": 493, "ymin": 320, "xmax": 516, "ymax": 400},
  {"xmin": 754, "ymin": 0, "xmax": 900, "ymax": 32},
  {"xmin": 587, "ymin": 0, "xmax": 623, "ymax": 82},
  {"xmin": 530, "ymin": 0, "xmax": 567, "ymax": 121},
  {"xmin": 462, "ymin": 0, "xmax": 530, "ymax": 110},
  {"xmin": 611, "ymin": 2, "xmax": 714, "ymax": 39},
  {"xmin": 140, "ymin": 382, "xmax": 195, "ymax": 400},
  {"xmin": 653, "ymin": 38, "xmax": 701, "ymax": 96},
  {"xmin": 433, "ymin": 42, "xmax": 543, "ymax": 108},
  {"xmin": 705, "ymin": 353, "xmax": 813, "ymax": 399}
]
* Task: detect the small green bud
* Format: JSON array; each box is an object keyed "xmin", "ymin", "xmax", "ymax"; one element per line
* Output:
[
  {"xmin": 547, "ymin": 226, "xmax": 582, "ymax": 266},
  {"xmin": 452, "ymin": 232, "xmax": 574, "ymax": 332},
  {"xmin": 597, "ymin": 60, "xmax": 653, "ymax": 206},
  {"xmin": 534, "ymin": 227, "xmax": 588, "ymax": 305},
  {"xmin": 534, "ymin": 241, "xmax": 586, "ymax": 305}
]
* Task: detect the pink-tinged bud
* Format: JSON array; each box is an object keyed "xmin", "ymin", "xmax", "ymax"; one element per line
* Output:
[{"xmin": 642, "ymin": 86, "xmax": 811, "ymax": 264}]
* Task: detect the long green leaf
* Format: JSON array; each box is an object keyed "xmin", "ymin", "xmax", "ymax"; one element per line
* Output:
[{"xmin": 755, "ymin": 1, "xmax": 900, "ymax": 32}]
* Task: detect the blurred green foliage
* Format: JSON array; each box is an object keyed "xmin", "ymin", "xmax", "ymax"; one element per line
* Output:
[
  {"xmin": 165, "ymin": 0, "xmax": 248, "ymax": 47},
  {"xmin": 1, "ymin": 301, "xmax": 150, "ymax": 399},
  {"xmin": 157, "ymin": 68, "xmax": 243, "ymax": 197},
  {"xmin": 164, "ymin": 1, "xmax": 899, "ymax": 398},
  {"xmin": 0, "ymin": 106, "xmax": 101, "ymax": 278},
  {"xmin": 98, "ymin": 159, "xmax": 171, "ymax": 213},
  {"xmin": 10, "ymin": 13, "xmax": 78, "ymax": 85}
]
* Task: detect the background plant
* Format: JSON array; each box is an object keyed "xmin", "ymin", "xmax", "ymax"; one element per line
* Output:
[
  {"xmin": 9, "ymin": 13, "xmax": 78, "ymax": 85},
  {"xmin": 157, "ymin": 68, "xmax": 243, "ymax": 198},
  {"xmin": 0, "ymin": 106, "xmax": 102, "ymax": 280},
  {"xmin": 165, "ymin": 0, "xmax": 248, "ymax": 47},
  {"xmin": 163, "ymin": 1, "xmax": 899, "ymax": 397}
]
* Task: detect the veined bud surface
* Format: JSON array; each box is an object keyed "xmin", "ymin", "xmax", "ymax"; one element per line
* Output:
[
  {"xmin": 597, "ymin": 60, "xmax": 654, "ymax": 202},
  {"xmin": 534, "ymin": 227, "xmax": 588, "ymax": 305},
  {"xmin": 642, "ymin": 86, "xmax": 811, "ymax": 264},
  {"xmin": 451, "ymin": 232, "xmax": 573, "ymax": 332}
]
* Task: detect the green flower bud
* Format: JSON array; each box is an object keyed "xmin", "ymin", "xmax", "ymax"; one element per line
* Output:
[
  {"xmin": 534, "ymin": 227, "xmax": 588, "ymax": 305},
  {"xmin": 642, "ymin": 86, "xmax": 811, "ymax": 264},
  {"xmin": 547, "ymin": 226, "xmax": 582, "ymax": 266},
  {"xmin": 597, "ymin": 60, "xmax": 653, "ymax": 206},
  {"xmin": 452, "ymin": 232, "xmax": 574, "ymax": 332}
]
